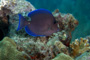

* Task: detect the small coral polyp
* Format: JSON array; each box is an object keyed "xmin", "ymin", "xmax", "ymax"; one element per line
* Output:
[{"xmin": 70, "ymin": 38, "xmax": 90, "ymax": 58}]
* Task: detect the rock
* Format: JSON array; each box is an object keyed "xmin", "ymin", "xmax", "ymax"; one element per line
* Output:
[{"xmin": 52, "ymin": 53, "xmax": 74, "ymax": 60}]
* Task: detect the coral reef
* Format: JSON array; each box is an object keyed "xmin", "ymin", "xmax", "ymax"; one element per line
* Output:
[
  {"xmin": 0, "ymin": 0, "xmax": 35, "ymax": 38},
  {"xmin": 0, "ymin": 0, "xmax": 90, "ymax": 60},
  {"xmin": 13, "ymin": 36, "xmax": 67, "ymax": 60},
  {"xmin": 53, "ymin": 9, "xmax": 78, "ymax": 46},
  {"xmin": 9, "ymin": 9, "xmax": 78, "ymax": 60},
  {"xmin": 53, "ymin": 9, "xmax": 78, "ymax": 31},
  {"xmin": 70, "ymin": 38, "xmax": 90, "ymax": 58},
  {"xmin": 52, "ymin": 53, "xmax": 74, "ymax": 60},
  {"xmin": 0, "ymin": 37, "xmax": 26, "ymax": 60},
  {"xmin": 0, "ymin": 0, "xmax": 35, "ymax": 40},
  {"xmin": 0, "ymin": 0, "xmax": 35, "ymax": 14}
]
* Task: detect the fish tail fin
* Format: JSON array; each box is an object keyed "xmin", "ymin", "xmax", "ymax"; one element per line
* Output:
[{"xmin": 17, "ymin": 14, "xmax": 28, "ymax": 31}]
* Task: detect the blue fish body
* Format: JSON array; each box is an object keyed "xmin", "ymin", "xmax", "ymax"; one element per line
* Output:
[
  {"xmin": 17, "ymin": 9, "xmax": 58, "ymax": 36},
  {"xmin": 25, "ymin": 26, "xmax": 45, "ymax": 36},
  {"xmin": 17, "ymin": 14, "xmax": 44, "ymax": 36}
]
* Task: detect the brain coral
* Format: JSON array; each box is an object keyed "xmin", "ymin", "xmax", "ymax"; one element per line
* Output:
[{"xmin": 0, "ymin": 37, "xmax": 26, "ymax": 60}]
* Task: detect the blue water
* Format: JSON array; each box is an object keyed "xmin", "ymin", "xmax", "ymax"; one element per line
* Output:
[{"xmin": 27, "ymin": 0, "xmax": 90, "ymax": 41}]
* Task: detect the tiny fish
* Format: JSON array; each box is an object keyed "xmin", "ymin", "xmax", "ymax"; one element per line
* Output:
[{"xmin": 17, "ymin": 9, "xmax": 58, "ymax": 36}]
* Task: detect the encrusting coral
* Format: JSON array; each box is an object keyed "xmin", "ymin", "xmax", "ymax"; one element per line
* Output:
[
  {"xmin": 70, "ymin": 38, "xmax": 90, "ymax": 58},
  {"xmin": 0, "ymin": 37, "xmax": 26, "ymax": 60}
]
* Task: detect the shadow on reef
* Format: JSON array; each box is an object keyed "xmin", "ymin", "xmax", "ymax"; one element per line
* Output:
[
  {"xmin": 0, "ymin": 29, "xmax": 4, "ymax": 40},
  {"xmin": 0, "ymin": 7, "xmax": 11, "ymax": 40}
]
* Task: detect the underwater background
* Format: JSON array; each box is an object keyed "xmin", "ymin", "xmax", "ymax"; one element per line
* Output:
[
  {"xmin": 0, "ymin": 0, "xmax": 90, "ymax": 60},
  {"xmin": 27, "ymin": 0, "xmax": 90, "ymax": 41}
]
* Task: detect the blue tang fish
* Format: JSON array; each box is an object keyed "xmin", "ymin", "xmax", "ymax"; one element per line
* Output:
[{"xmin": 17, "ymin": 9, "xmax": 58, "ymax": 36}]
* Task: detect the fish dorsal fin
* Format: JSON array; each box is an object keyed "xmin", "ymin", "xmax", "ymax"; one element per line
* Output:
[{"xmin": 28, "ymin": 9, "xmax": 52, "ymax": 17}]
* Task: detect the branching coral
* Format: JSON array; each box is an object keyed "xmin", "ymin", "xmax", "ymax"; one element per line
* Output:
[{"xmin": 70, "ymin": 38, "xmax": 90, "ymax": 58}]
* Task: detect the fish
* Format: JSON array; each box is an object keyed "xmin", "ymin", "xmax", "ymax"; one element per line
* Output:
[{"xmin": 17, "ymin": 9, "xmax": 58, "ymax": 36}]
